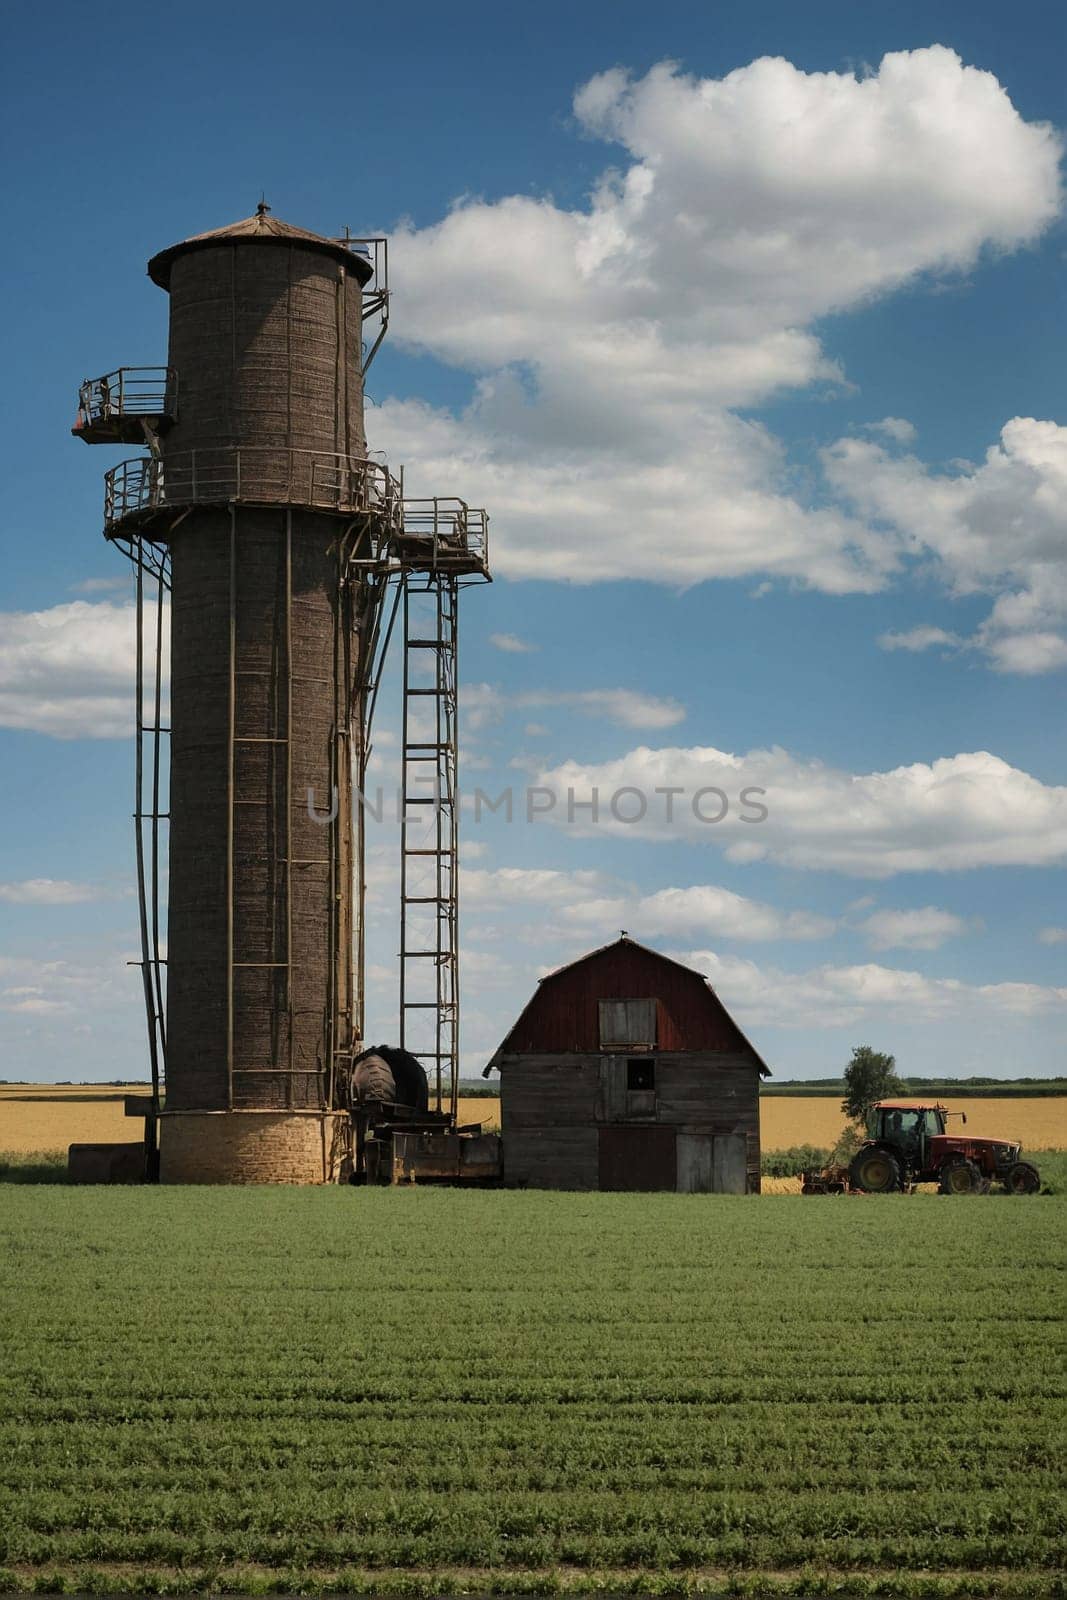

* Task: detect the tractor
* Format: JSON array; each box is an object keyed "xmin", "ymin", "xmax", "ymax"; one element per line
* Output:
[{"xmin": 847, "ymin": 1100, "xmax": 1041, "ymax": 1195}]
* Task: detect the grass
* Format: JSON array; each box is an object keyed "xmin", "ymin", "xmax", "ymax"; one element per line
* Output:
[
  {"xmin": 0, "ymin": 1187, "xmax": 1064, "ymax": 1595},
  {"xmin": 0, "ymin": 1150, "xmax": 69, "ymax": 1184}
]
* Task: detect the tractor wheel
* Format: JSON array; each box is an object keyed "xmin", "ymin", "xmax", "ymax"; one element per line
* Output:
[
  {"xmin": 849, "ymin": 1148, "xmax": 902, "ymax": 1194},
  {"xmin": 939, "ymin": 1158, "xmax": 985, "ymax": 1195},
  {"xmin": 1002, "ymin": 1160, "xmax": 1041, "ymax": 1195}
]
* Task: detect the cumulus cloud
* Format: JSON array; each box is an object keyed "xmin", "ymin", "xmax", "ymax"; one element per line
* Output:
[
  {"xmin": 530, "ymin": 743, "xmax": 1067, "ymax": 876},
  {"xmin": 568, "ymin": 883, "xmax": 834, "ymax": 943},
  {"xmin": 0, "ymin": 879, "xmax": 107, "ymax": 906},
  {"xmin": 0, "ymin": 600, "xmax": 168, "ymax": 739},
  {"xmin": 374, "ymin": 48, "xmax": 1061, "ymax": 591},
  {"xmin": 68, "ymin": 577, "xmax": 129, "ymax": 596},
  {"xmin": 878, "ymin": 625, "xmax": 964, "ymax": 655},
  {"xmin": 1037, "ymin": 926, "xmax": 1067, "ymax": 945},
  {"xmin": 0, "ymin": 952, "xmax": 125, "ymax": 1016},
  {"xmin": 687, "ymin": 947, "xmax": 1067, "ymax": 1030},
  {"xmin": 464, "ymin": 682, "xmax": 685, "ymax": 733},
  {"xmin": 826, "ymin": 418, "xmax": 1067, "ymax": 673},
  {"xmin": 858, "ymin": 905, "xmax": 975, "ymax": 950},
  {"xmin": 865, "ymin": 418, "xmax": 918, "ymax": 444},
  {"xmin": 462, "ymin": 867, "xmax": 833, "ymax": 942},
  {"xmin": 463, "ymin": 866, "xmax": 618, "ymax": 908},
  {"xmin": 489, "ymin": 632, "xmax": 538, "ymax": 654}
]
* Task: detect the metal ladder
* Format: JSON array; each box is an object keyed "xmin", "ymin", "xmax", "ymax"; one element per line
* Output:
[{"xmin": 399, "ymin": 571, "xmax": 460, "ymax": 1116}]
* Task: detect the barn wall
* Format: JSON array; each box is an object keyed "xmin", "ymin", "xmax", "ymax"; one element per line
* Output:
[
  {"xmin": 500, "ymin": 1056, "xmax": 601, "ymax": 1129},
  {"xmin": 502, "ymin": 1126, "xmax": 599, "ymax": 1190},
  {"xmin": 499, "ymin": 1050, "xmax": 761, "ymax": 1191},
  {"xmin": 501, "ymin": 944, "xmax": 755, "ymax": 1055},
  {"xmin": 656, "ymin": 1053, "xmax": 760, "ymax": 1134}
]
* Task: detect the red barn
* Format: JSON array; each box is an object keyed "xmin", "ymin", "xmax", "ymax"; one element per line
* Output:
[{"xmin": 485, "ymin": 936, "xmax": 769, "ymax": 1193}]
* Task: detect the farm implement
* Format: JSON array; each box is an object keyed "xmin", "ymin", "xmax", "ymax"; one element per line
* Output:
[{"xmin": 802, "ymin": 1099, "xmax": 1041, "ymax": 1196}]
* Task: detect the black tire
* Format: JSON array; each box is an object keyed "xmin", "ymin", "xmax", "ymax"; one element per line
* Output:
[
  {"xmin": 849, "ymin": 1147, "xmax": 902, "ymax": 1194},
  {"xmin": 939, "ymin": 1158, "xmax": 985, "ymax": 1195},
  {"xmin": 1002, "ymin": 1160, "xmax": 1040, "ymax": 1195}
]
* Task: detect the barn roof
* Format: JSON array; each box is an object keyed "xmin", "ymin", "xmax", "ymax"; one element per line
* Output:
[{"xmin": 484, "ymin": 935, "xmax": 771, "ymax": 1076}]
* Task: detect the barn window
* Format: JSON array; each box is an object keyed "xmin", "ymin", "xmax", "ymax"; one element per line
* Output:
[
  {"xmin": 627, "ymin": 1057, "xmax": 655, "ymax": 1092},
  {"xmin": 598, "ymin": 998, "xmax": 657, "ymax": 1049}
]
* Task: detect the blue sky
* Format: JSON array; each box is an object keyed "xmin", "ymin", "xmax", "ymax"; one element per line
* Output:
[{"xmin": 1, "ymin": 0, "xmax": 1065, "ymax": 1084}]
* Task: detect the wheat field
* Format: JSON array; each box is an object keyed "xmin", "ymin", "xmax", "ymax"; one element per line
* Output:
[{"xmin": 2, "ymin": 1082, "xmax": 1064, "ymax": 1157}]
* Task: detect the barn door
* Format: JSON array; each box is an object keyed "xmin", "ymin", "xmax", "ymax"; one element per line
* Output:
[
  {"xmin": 598, "ymin": 1125, "xmax": 676, "ymax": 1191},
  {"xmin": 712, "ymin": 1135, "xmax": 747, "ymax": 1194}
]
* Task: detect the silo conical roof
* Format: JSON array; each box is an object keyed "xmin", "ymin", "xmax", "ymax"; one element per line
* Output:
[{"xmin": 148, "ymin": 204, "xmax": 374, "ymax": 288}]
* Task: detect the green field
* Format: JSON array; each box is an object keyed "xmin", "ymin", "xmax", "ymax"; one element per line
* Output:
[{"xmin": 1, "ymin": 1190, "xmax": 1063, "ymax": 1597}]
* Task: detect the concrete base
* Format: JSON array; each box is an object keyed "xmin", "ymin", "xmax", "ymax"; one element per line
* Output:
[{"xmin": 159, "ymin": 1110, "xmax": 352, "ymax": 1185}]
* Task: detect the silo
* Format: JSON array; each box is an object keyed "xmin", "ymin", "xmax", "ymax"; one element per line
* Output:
[
  {"xmin": 75, "ymin": 206, "xmax": 490, "ymax": 1184},
  {"xmin": 146, "ymin": 207, "xmax": 385, "ymax": 1182}
]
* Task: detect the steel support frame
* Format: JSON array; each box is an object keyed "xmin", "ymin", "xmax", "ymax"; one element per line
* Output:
[{"xmin": 129, "ymin": 535, "xmax": 170, "ymax": 1169}]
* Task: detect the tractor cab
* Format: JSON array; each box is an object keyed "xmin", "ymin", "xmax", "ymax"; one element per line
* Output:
[{"xmin": 868, "ymin": 1100, "xmax": 951, "ymax": 1168}]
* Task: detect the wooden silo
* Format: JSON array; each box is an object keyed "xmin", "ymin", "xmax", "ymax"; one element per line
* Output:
[
  {"xmin": 81, "ymin": 208, "xmax": 392, "ymax": 1182},
  {"xmin": 74, "ymin": 207, "xmax": 491, "ymax": 1183},
  {"xmin": 147, "ymin": 213, "xmax": 371, "ymax": 1138},
  {"xmin": 486, "ymin": 937, "xmax": 769, "ymax": 1193}
]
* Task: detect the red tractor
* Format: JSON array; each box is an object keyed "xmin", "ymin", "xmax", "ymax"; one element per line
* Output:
[{"xmin": 848, "ymin": 1100, "xmax": 1041, "ymax": 1195}]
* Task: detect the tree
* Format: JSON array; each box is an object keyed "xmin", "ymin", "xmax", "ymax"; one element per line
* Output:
[{"xmin": 841, "ymin": 1045, "xmax": 903, "ymax": 1126}]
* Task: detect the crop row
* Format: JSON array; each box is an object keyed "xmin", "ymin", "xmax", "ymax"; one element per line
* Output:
[{"xmin": 1, "ymin": 1189, "xmax": 1063, "ymax": 1592}]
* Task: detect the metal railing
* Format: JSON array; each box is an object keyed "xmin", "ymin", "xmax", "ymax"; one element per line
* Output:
[
  {"xmin": 76, "ymin": 367, "xmax": 177, "ymax": 430},
  {"xmin": 399, "ymin": 498, "xmax": 489, "ymax": 573},
  {"xmin": 103, "ymin": 448, "xmax": 403, "ymax": 532}
]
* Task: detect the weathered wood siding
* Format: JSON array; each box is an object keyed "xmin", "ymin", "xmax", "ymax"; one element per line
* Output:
[
  {"xmin": 502, "ymin": 1126, "xmax": 599, "ymax": 1190},
  {"xmin": 499, "ymin": 1051, "xmax": 761, "ymax": 1191}
]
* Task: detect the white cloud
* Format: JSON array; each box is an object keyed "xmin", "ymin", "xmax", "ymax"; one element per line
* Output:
[
  {"xmin": 567, "ymin": 883, "xmax": 834, "ymax": 943},
  {"xmin": 0, "ymin": 952, "xmax": 129, "ymax": 1017},
  {"xmin": 0, "ymin": 988, "xmax": 68, "ymax": 1015},
  {"xmin": 0, "ymin": 600, "xmax": 168, "ymax": 739},
  {"xmin": 1037, "ymin": 926, "xmax": 1067, "ymax": 946},
  {"xmin": 462, "ymin": 867, "xmax": 833, "ymax": 943},
  {"xmin": 530, "ymin": 743, "xmax": 1067, "ymax": 876},
  {"xmin": 866, "ymin": 418, "xmax": 918, "ymax": 444},
  {"xmin": 984, "ymin": 630, "xmax": 1067, "ymax": 676},
  {"xmin": 375, "ymin": 49, "xmax": 1061, "ymax": 591},
  {"xmin": 550, "ymin": 690, "xmax": 684, "ymax": 729},
  {"xmin": 878, "ymin": 625, "xmax": 964, "ymax": 655},
  {"xmin": 859, "ymin": 906, "xmax": 974, "ymax": 951},
  {"xmin": 463, "ymin": 682, "xmax": 684, "ymax": 732},
  {"xmin": 687, "ymin": 947, "xmax": 1067, "ymax": 1030},
  {"xmin": 463, "ymin": 866, "xmax": 618, "ymax": 908},
  {"xmin": 68, "ymin": 577, "xmax": 129, "ymax": 596},
  {"xmin": 0, "ymin": 879, "xmax": 106, "ymax": 906},
  {"xmin": 489, "ymin": 632, "xmax": 538, "ymax": 654},
  {"xmin": 826, "ymin": 418, "xmax": 1067, "ymax": 673}
]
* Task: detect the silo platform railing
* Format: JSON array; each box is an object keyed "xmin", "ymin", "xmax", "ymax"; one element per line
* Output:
[
  {"xmin": 102, "ymin": 448, "xmax": 404, "ymax": 536},
  {"xmin": 73, "ymin": 368, "xmax": 178, "ymax": 446},
  {"xmin": 397, "ymin": 498, "xmax": 490, "ymax": 577}
]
